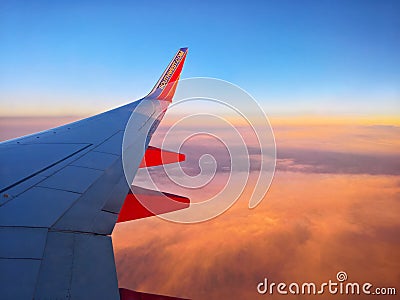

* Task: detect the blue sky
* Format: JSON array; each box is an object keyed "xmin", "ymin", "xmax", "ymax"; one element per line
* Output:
[{"xmin": 0, "ymin": 0, "xmax": 399, "ymax": 116}]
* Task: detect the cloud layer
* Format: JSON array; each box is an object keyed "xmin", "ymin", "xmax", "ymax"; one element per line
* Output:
[
  {"xmin": 2, "ymin": 116, "xmax": 399, "ymax": 299},
  {"xmin": 114, "ymin": 172, "xmax": 400, "ymax": 299},
  {"xmin": 113, "ymin": 122, "xmax": 400, "ymax": 299}
]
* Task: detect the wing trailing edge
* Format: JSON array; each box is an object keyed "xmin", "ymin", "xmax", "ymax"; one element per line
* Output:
[
  {"xmin": 121, "ymin": 144, "xmax": 189, "ymax": 222},
  {"xmin": 117, "ymin": 186, "xmax": 190, "ymax": 222}
]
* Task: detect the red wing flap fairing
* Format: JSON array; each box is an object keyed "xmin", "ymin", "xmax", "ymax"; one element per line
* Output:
[
  {"xmin": 119, "ymin": 288, "xmax": 189, "ymax": 300},
  {"xmin": 117, "ymin": 186, "xmax": 190, "ymax": 222},
  {"xmin": 139, "ymin": 146, "xmax": 185, "ymax": 168}
]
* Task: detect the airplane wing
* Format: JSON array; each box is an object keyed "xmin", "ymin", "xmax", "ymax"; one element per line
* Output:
[{"xmin": 0, "ymin": 48, "xmax": 189, "ymax": 300}]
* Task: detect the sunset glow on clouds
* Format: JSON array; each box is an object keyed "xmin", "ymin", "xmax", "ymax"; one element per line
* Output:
[
  {"xmin": 111, "ymin": 117, "xmax": 400, "ymax": 299},
  {"xmin": 114, "ymin": 172, "xmax": 400, "ymax": 299},
  {"xmin": 1, "ymin": 114, "xmax": 399, "ymax": 299}
]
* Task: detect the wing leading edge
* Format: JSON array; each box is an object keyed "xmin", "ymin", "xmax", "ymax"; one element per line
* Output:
[{"xmin": 0, "ymin": 48, "xmax": 189, "ymax": 299}]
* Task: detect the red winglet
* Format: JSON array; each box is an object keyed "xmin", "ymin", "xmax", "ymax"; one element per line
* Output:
[
  {"xmin": 146, "ymin": 47, "xmax": 188, "ymax": 102},
  {"xmin": 117, "ymin": 186, "xmax": 190, "ymax": 222}
]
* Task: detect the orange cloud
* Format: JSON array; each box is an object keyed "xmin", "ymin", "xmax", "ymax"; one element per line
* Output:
[
  {"xmin": 2, "ymin": 115, "xmax": 399, "ymax": 299},
  {"xmin": 113, "ymin": 120, "xmax": 400, "ymax": 299},
  {"xmin": 113, "ymin": 172, "xmax": 400, "ymax": 299}
]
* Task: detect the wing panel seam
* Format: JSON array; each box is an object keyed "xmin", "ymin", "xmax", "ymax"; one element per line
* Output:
[{"xmin": 0, "ymin": 143, "xmax": 93, "ymax": 194}]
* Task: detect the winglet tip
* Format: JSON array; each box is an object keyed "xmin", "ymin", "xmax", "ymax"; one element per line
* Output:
[{"xmin": 147, "ymin": 48, "xmax": 188, "ymax": 101}]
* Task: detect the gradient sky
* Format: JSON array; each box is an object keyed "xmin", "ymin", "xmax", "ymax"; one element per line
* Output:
[
  {"xmin": 1, "ymin": 0, "xmax": 399, "ymax": 116},
  {"xmin": 1, "ymin": 2, "xmax": 399, "ymax": 297}
]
